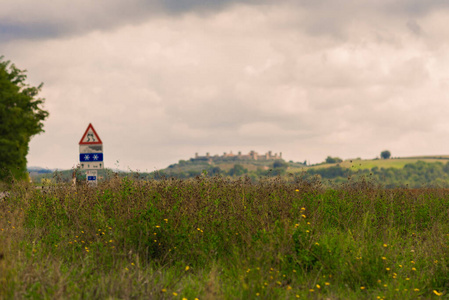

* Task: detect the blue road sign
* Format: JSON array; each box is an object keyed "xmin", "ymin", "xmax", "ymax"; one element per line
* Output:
[
  {"xmin": 87, "ymin": 176, "xmax": 97, "ymax": 181},
  {"xmin": 80, "ymin": 153, "xmax": 103, "ymax": 162}
]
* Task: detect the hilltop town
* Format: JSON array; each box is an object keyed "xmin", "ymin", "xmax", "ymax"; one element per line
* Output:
[{"xmin": 192, "ymin": 150, "xmax": 283, "ymax": 163}]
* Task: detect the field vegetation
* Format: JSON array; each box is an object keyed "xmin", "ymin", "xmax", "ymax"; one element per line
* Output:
[{"xmin": 1, "ymin": 175, "xmax": 448, "ymax": 299}]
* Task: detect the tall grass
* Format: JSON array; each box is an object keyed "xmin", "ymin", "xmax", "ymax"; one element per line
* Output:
[{"xmin": 0, "ymin": 175, "xmax": 448, "ymax": 299}]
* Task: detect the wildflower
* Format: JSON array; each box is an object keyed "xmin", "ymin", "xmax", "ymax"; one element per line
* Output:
[
  {"xmin": 287, "ymin": 286, "xmax": 292, "ymax": 290},
  {"xmin": 173, "ymin": 292, "xmax": 178, "ymax": 296},
  {"xmin": 309, "ymin": 289, "xmax": 315, "ymax": 292},
  {"xmin": 411, "ymin": 261, "xmax": 415, "ymax": 264},
  {"xmin": 316, "ymin": 284, "xmax": 321, "ymax": 289},
  {"xmin": 301, "ymin": 207, "xmax": 306, "ymax": 211},
  {"xmin": 406, "ymin": 278, "xmax": 410, "ymax": 281},
  {"xmin": 434, "ymin": 290, "xmax": 443, "ymax": 296},
  {"xmin": 164, "ymin": 219, "xmax": 168, "ymax": 222},
  {"xmin": 383, "ymin": 244, "xmax": 388, "ymax": 247},
  {"xmin": 156, "ymin": 225, "xmax": 160, "ymax": 228},
  {"xmin": 293, "ymin": 270, "xmax": 296, "ymax": 273},
  {"xmin": 414, "ymin": 288, "xmax": 419, "ymax": 292},
  {"xmin": 295, "ymin": 224, "xmax": 299, "ymax": 228},
  {"xmin": 386, "ymin": 268, "xmax": 390, "ymax": 271},
  {"xmin": 307, "ymin": 222, "xmax": 310, "ymax": 225},
  {"xmin": 315, "ymin": 242, "xmax": 319, "ymax": 246},
  {"xmin": 182, "ymin": 298, "xmax": 187, "ymax": 300},
  {"xmin": 412, "ymin": 267, "xmax": 416, "ymax": 271},
  {"xmin": 186, "ymin": 266, "xmax": 190, "ymax": 271},
  {"xmin": 301, "ymin": 214, "xmax": 306, "ymax": 218},
  {"xmin": 161, "ymin": 289, "xmax": 167, "ymax": 292},
  {"xmin": 360, "ymin": 287, "xmax": 365, "ymax": 290},
  {"xmin": 295, "ymin": 189, "xmax": 299, "ymax": 192},
  {"xmin": 131, "ymin": 263, "xmax": 135, "ymax": 266},
  {"xmin": 381, "ymin": 257, "xmax": 386, "ymax": 260},
  {"xmin": 256, "ymin": 293, "xmax": 260, "ymax": 296},
  {"xmin": 81, "ymin": 231, "xmax": 84, "ymax": 233},
  {"xmin": 399, "ymin": 264, "xmax": 402, "ymax": 268},
  {"xmin": 325, "ymin": 282, "xmax": 330, "ymax": 286}
]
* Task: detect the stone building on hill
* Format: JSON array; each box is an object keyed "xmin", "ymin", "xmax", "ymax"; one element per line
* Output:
[{"xmin": 193, "ymin": 150, "xmax": 282, "ymax": 163}]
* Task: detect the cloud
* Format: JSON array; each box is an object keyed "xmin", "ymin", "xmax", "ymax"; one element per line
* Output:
[{"xmin": 3, "ymin": 1, "xmax": 449, "ymax": 169}]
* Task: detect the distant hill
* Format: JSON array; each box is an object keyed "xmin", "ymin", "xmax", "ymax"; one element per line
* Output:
[{"xmin": 27, "ymin": 155, "xmax": 449, "ymax": 187}]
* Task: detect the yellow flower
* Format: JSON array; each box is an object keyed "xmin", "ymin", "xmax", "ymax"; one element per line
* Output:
[
  {"xmin": 295, "ymin": 189, "xmax": 299, "ymax": 192},
  {"xmin": 411, "ymin": 260, "xmax": 415, "ymax": 264},
  {"xmin": 360, "ymin": 287, "xmax": 365, "ymax": 290},
  {"xmin": 161, "ymin": 289, "xmax": 167, "ymax": 292},
  {"xmin": 256, "ymin": 293, "xmax": 260, "ymax": 296},
  {"xmin": 301, "ymin": 207, "xmax": 306, "ymax": 211},
  {"xmin": 434, "ymin": 290, "xmax": 443, "ymax": 296},
  {"xmin": 156, "ymin": 225, "xmax": 160, "ymax": 228},
  {"xmin": 386, "ymin": 268, "xmax": 390, "ymax": 271},
  {"xmin": 414, "ymin": 288, "xmax": 419, "ymax": 292},
  {"xmin": 185, "ymin": 266, "xmax": 190, "ymax": 271},
  {"xmin": 173, "ymin": 292, "xmax": 178, "ymax": 296},
  {"xmin": 325, "ymin": 282, "xmax": 330, "ymax": 286},
  {"xmin": 381, "ymin": 257, "xmax": 386, "ymax": 260},
  {"xmin": 412, "ymin": 267, "xmax": 416, "ymax": 271},
  {"xmin": 316, "ymin": 284, "xmax": 321, "ymax": 289},
  {"xmin": 301, "ymin": 214, "xmax": 306, "ymax": 218},
  {"xmin": 399, "ymin": 264, "xmax": 402, "ymax": 268},
  {"xmin": 309, "ymin": 289, "xmax": 314, "ymax": 292},
  {"xmin": 383, "ymin": 244, "xmax": 388, "ymax": 247}
]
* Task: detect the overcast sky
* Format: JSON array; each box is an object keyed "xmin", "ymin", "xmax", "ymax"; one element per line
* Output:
[{"xmin": 3, "ymin": 0, "xmax": 449, "ymax": 171}]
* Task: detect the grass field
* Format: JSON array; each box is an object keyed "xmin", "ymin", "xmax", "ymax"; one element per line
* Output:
[
  {"xmin": 301, "ymin": 157, "xmax": 449, "ymax": 172},
  {"xmin": 1, "ymin": 177, "xmax": 448, "ymax": 299}
]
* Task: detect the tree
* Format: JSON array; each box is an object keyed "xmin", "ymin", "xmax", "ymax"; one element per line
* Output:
[
  {"xmin": 380, "ymin": 150, "xmax": 391, "ymax": 159},
  {"xmin": 325, "ymin": 156, "xmax": 343, "ymax": 164},
  {"xmin": 228, "ymin": 164, "xmax": 247, "ymax": 177},
  {"xmin": 0, "ymin": 57, "xmax": 49, "ymax": 181},
  {"xmin": 273, "ymin": 160, "xmax": 288, "ymax": 169}
]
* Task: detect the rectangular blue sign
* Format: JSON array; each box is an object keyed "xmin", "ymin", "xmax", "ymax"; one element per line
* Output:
[
  {"xmin": 80, "ymin": 153, "xmax": 103, "ymax": 162},
  {"xmin": 87, "ymin": 176, "xmax": 97, "ymax": 181}
]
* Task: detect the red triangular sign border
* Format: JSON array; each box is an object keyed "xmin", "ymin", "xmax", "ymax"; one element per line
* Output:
[{"xmin": 79, "ymin": 123, "xmax": 103, "ymax": 145}]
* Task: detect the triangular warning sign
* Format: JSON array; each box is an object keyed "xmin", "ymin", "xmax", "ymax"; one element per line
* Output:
[{"xmin": 79, "ymin": 123, "xmax": 103, "ymax": 145}]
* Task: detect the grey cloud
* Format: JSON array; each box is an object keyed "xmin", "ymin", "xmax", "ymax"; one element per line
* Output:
[{"xmin": 406, "ymin": 20, "xmax": 422, "ymax": 35}]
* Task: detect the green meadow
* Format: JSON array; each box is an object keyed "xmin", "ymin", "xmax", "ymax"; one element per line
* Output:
[{"xmin": 1, "ymin": 176, "xmax": 448, "ymax": 299}]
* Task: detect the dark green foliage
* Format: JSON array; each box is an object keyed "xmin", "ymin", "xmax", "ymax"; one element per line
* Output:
[
  {"xmin": 325, "ymin": 156, "xmax": 343, "ymax": 164},
  {"xmin": 228, "ymin": 164, "xmax": 247, "ymax": 176},
  {"xmin": 0, "ymin": 57, "xmax": 49, "ymax": 181},
  {"xmin": 381, "ymin": 150, "xmax": 391, "ymax": 159}
]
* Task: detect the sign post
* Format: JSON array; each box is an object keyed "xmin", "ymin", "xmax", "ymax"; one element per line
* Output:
[
  {"xmin": 79, "ymin": 123, "xmax": 103, "ymax": 186},
  {"xmin": 86, "ymin": 170, "xmax": 98, "ymax": 186}
]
